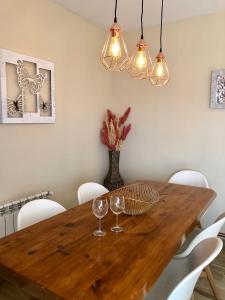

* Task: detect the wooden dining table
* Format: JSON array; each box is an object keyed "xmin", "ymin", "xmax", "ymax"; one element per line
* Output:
[{"xmin": 0, "ymin": 181, "xmax": 215, "ymax": 300}]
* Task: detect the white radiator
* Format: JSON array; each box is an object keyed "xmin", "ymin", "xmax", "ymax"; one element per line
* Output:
[{"xmin": 0, "ymin": 191, "xmax": 53, "ymax": 238}]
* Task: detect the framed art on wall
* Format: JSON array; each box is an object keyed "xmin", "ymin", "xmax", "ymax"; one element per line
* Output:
[
  {"xmin": 0, "ymin": 48, "xmax": 55, "ymax": 123},
  {"xmin": 210, "ymin": 69, "xmax": 225, "ymax": 109}
]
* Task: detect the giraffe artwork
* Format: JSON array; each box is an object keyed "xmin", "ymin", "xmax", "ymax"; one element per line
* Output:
[{"xmin": 0, "ymin": 48, "xmax": 55, "ymax": 123}]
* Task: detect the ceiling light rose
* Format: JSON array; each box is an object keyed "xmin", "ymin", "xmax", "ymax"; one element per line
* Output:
[
  {"xmin": 150, "ymin": 0, "xmax": 169, "ymax": 86},
  {"xmin": 100, "ymin": 0, "xmax": 129, "ymax": 71}
]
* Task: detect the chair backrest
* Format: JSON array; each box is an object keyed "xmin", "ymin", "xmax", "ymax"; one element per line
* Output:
[
  {"xmin": 177, "ymin": 212, "xmax": 225, "ymax": 258},
  {"xmin": 168, "ymin": 170, "xmax": 209, "ymax": 188},
  {"xmin": 17, "ymin": 199, "xmax": 66, "ymax": 230},
  {"xmin": 168, "ymin": 237, "xmax": 223, "ymax": 300},
  {"xmin": 77, "ymin": 182, "xmax": 109, "ymax": 205}
]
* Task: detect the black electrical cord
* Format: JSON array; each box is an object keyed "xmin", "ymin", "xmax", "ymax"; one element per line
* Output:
[
  {"xmin": 114, "ymin": 0, "xmax": 118, "ymax": 23},
  {"xmin": 160, "ymin": 0, "xmax": 164, "ymax": 52},
  {"xmin": 141, "ymin": 0, "xmax": 144, "ymax": 39}
]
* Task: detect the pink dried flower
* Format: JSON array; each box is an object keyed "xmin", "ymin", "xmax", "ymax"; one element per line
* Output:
[{"xmin": 100, "ymin": 108, "xmax": 131, "ymax": 151}]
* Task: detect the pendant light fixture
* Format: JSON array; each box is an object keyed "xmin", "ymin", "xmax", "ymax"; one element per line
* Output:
[
  {"xmin": 150, "ymin": 0, "xmax": 169, "ymax": 86},
  {"xmin": 100, "ymin": 0, "xmax": 129, "ymax": 71},
  {"xmin": 128, "ymin": 0, "xmax": 152, "ymax": 79}
]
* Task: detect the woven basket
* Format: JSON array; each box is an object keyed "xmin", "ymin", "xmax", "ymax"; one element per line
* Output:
[{"xmin": 109, "ymin": 182, "xmax": 160, "ymax": 215}]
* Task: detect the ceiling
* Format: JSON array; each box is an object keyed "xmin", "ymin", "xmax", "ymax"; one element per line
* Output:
[{"xmin": 52, "ymin": 0, "xmax": 225, "ymax": 31}]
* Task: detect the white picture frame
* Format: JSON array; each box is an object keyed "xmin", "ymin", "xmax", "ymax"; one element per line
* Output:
[{"xmin": 0, "ymin": 48, "xmax": 55, "ymax": 123}]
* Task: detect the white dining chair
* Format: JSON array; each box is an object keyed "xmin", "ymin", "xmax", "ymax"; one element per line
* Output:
[
  {"xmin": 168, "ymin": 170, "xmax": 209, "ymax": 227},
  {"xmin": 174, "ymin": 212, "xmax": 225, "ymax": 300},
  {"xmin": 168, "ymin": 170, "xmax": 209, "ymax": 188},
  {"xmin": 17, "ymin": 199, "xmax": 66, "ymax": 230},
  {"xmin": 77, "ymin": 182, "xmax": 109, "ymax": 205},
  {"xmin": 144, "ymin": 237, "xmax": 223, "ymax": 300},
  {"xmin": 175, "ymin": 213, "xmax": 225, "ymax": 258}
]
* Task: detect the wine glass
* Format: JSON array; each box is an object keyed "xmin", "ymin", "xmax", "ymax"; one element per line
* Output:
[
  {"xmin": 110, "ymin": 195, "xmax": 125, "ymax": 232},
  {"xmin": 92, "ymin": 198, "xmax": 108, "ymax": 236}
]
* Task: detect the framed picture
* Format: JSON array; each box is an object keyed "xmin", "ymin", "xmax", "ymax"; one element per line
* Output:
[
  {"xmin": 0, "ymin": 48, "xmax": 55, "ymax": 123},
  {"xmin": 210, "ymin": 69, "xmax": 225, "ymax": 109}
]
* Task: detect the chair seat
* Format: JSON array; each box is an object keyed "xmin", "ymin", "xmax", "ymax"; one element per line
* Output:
[{"xmin": 144, "ymin": 256, "xmax": 192, "ymax": 300}]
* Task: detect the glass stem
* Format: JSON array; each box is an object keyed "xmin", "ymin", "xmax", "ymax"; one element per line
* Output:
[
  {"xmin": 98, "ymin": 218, "xmax": 102, "ymax": 232},
  {"xmin": 116, "ymin": 214, "xmax": 119, "ymax": 227}
]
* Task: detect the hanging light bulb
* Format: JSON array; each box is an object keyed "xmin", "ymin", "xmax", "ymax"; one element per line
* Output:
[
  {"xmin": 150, "ymin": 51, "xmax": 169, "ymax": 86},
  {"xmin": 128, "ymin": 0, "xmax": 152, "ymax": 79},
  {"xmin": 150, "ymin": 0, "xmax": 169, "ymax": 86},
  {"xmin": 135, "ymin": 47, "xmax": 147, "ymax": 69},
  {"xmin": 100, "ymin": 0, "xmax": 129, "ymax": 71},
  {"xmin": 109, "ymin": 34, "xmax": 121, "ymax": 58}
]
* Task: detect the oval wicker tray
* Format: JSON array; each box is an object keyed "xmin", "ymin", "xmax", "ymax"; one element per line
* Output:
[{"xmin": 109, "ymin": 182, "xmax": 160, "ymax": 215}]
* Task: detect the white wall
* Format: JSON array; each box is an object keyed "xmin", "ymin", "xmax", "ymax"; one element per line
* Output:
[
  {"xmin": 0, "ymin": 0, "xmax": 112, "ymax": 208},
  {"xmin": 111, "ymin": 12, "xmax": 225, "ymax": 228}
]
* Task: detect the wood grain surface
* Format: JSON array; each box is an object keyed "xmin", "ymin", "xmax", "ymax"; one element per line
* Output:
[{"xmin": 0, "ymin": 181, "xmax": 216, "ymax": 300}]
